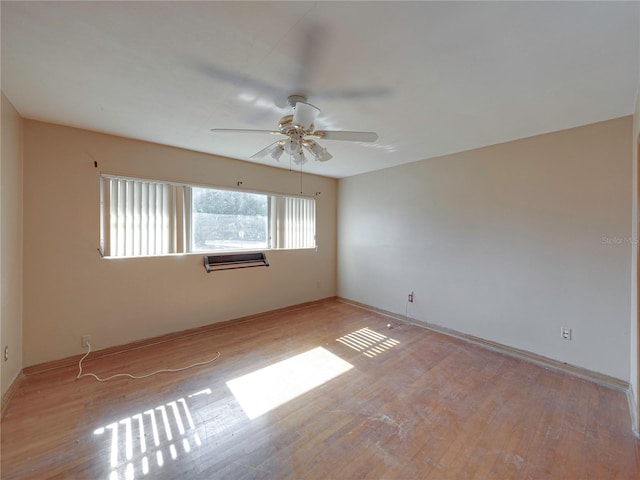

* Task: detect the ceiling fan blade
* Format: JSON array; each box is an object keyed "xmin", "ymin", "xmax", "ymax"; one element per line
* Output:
[
  {"xmin": 196, "ymin": 64, "xmax": 285, "ymax": 99},
  {"xmin": 292, "ymin": 101, "xmax": 320, "ymax": 130},
  {"xmin": 211, "ymin": 128, "xmax": 285, "ymax": 136},
  {"xmin": 314, "ymin": 86, "xmax": 392, "ymax": 101},
  {"xmin": 292, "ymin": 23, "xmax": 325, "ymax": 94},
  {"xmin": 311, "ymin": 130, "xmax": 378, "ymax": 142}
]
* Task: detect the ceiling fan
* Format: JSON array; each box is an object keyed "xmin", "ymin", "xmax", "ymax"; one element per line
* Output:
[{"xmin": 211, "ymin": 94, "xmax": 378, "ymax": 165}]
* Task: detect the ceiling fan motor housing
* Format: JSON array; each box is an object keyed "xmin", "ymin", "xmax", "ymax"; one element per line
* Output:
[{"xmin": 278, "ymin": 115, "xmax": 299, "ymax": 134}]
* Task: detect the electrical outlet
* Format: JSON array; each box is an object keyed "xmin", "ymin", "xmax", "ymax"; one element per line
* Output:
[
  {"xmin": 560, "ymin": 327, "xmax": 572, "ymax": 340},
  {"xmin": 81, "ymin": 335, "xmax": 91, "ymax": 348},
  {"xmin": 3, "ymin": 346, "xmax": 8, "ymax": 362},
  {"xmin": 408, "ymin": 291, "xmax": 414, "ymax": 303}
]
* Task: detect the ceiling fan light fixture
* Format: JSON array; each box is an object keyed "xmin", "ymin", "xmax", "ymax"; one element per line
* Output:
[
  {"xmin": 305, "ymin": 140, "xmax": 333, "ymax": 162},
  {"xmin": 292, "ymin": 101, "xmax": 320, "ymax": 130},
  {"xmin": 270, "ymin": 142, "xmax": 285, "ymax": 162},
  {"xmin": 292, "ymin": 148, "xmax": 307, "ymax": 165},
  {"xmin": 284, "ymin": 138, "xmax": 294, "ymax": 155},
  {"xmin": 283, "ymin": 137, "xmax": 308, "ymax": 164},
  {"xmin": 318, "ymin": 150, "xmax": 332, "ymax": 162}
]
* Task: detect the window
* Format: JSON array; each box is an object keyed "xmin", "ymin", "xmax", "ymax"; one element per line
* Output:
[
  {"xmin": 192, "ymin": 188, "xmax": 268, "ymax": 252},
  {"xmin": 100, "ymin": 176, "xmax": 316, "ymax": 258}
]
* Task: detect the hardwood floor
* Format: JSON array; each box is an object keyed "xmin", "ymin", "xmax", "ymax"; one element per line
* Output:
[{"xmin": 2, "ymin": 300, "xmax": 639, "ymax": 479}]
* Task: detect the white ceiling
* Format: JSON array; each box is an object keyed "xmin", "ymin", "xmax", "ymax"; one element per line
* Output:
[{"xmin": 2, "ymin": 1, "xmax": 639, "ymax": 178}]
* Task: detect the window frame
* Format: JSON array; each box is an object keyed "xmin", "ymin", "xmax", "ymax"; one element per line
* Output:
[{"xmin": 100, "ymin": 174, "xmax": 317, "ymax": 258}]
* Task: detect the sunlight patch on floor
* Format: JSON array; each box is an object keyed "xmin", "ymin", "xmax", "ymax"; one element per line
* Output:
[
  {"xmin": 336, "ymin": 327, "xmax": 400, "ymax": 358},
  {"xmin": 93, "ymin": 389, "xmax": 210, "ymax": 479},
  {"xmin": 226, "ymin": 347, "xmax": 353, "ymax": 419}
]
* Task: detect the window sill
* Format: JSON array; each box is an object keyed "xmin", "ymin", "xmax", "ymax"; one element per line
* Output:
[{"xmin": 100, "ymin": 246, "xmax": 318, "ymax": 260}]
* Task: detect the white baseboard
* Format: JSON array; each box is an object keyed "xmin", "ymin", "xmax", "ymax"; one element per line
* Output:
[
  {"xmin": 627, "ymin": 385, "xmax": 639, "ymax": 438},
  {"xmin": 1, "ymin": 371, "xmax": 24, "ymax": 417}
]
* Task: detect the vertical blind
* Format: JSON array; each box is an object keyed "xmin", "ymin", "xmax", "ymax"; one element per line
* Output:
[
  {"xmin": 103, "ymin": 178, "xmax": 181, "ymax": 257},
  {"xmin": 282, "ymin": 197, "xmax": 315, "ymax": 249},
  {"xmin": 270, "ymin": 196, "xmax": 316, "ymax": 249},
  {"xmin": 101, "ymin": 175, "xmax": 315, "ymax": 257}
]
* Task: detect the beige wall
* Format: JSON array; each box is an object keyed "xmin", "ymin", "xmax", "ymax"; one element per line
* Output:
[
  {"xmin": 22, "ymin": 120, "xmax": 337, "ymax": 367},
  {"xmin": 1, "ymin": 93, "xmax": 24, "ymax": 396},
  {"xmin": 338, "ymin": 117, "xmax": 633, "ymax": 380}
]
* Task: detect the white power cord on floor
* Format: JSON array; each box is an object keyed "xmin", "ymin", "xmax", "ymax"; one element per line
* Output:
[{"xmin": 76, "ymin": 341, "xmax": 221, "ymax": 382}]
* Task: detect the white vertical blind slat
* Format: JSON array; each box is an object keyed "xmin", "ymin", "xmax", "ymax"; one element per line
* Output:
[
  {"xmin": 141, "ymin": 182, "xmax": 149, "ymax": 255},
  {"xmin": 117, "ymin": 180, "xmax": 126, "ymax": 256},
  {"xmin": 164, "ymin": 184, "xmax": 173, "ymax": 253},
  {"xmin": 133, "ymin": 182, "xmax": 141, "ymax": 256},
  {"xmin": 101, "ymin": 177, "xmax": 111, "ymax": 256},
  {"xmin": 148, "ymin": 183, "xmax": 154, "ymax": 255}
]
